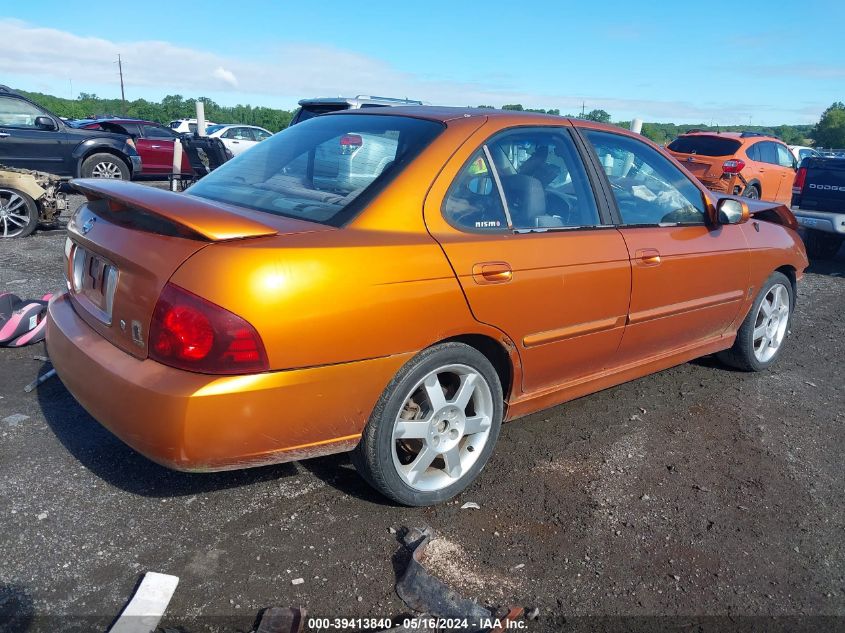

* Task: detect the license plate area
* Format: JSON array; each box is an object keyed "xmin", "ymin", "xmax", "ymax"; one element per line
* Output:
[{"xmin": 70, "ymin": 244, "xmax": 118, "ymax": 325}]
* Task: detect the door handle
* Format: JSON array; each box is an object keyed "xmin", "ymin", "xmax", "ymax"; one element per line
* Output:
[
  {"xmin": 150, "ymin": 144, "xmax": 162, "ymax": 149},
  {"xmin": 635, "ymin": 248, "xmax": 661, "ymax": 266},
  {"xmin": 472, "ymin": 261, "xmax": 512, "ymax": 284},
  {"xmin": 0, "ymin": 132, "xmax": 9, "ymax": 138}
]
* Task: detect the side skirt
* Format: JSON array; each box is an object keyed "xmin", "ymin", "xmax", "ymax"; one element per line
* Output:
[{"xmin": 505, "ymin": 333, "xmax": 735, "ymax": 421}]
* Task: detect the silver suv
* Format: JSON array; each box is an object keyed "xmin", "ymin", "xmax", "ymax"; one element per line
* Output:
[{"xmin": 289, "ymin": 95, "xmax": 424, "ymax": 126}]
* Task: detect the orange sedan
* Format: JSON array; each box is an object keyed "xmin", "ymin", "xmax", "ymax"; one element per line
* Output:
[{"xmin": 47, "ymin": 108, "xmax": 808, "ymax": 505}]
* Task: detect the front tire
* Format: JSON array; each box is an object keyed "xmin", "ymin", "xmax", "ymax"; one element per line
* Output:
[
  {"xmin": 804, "ymin": 229, "xmax": 843, "ymax": 260},
  {"xmin": 718, "ymin": 272, "xmax": 793, "ymax": 371},
  {"xmin": 353, "ymin": 343, "xmax": 503, "ymax": 506},
  {"xmin": 80, "ymin": 153, "xmax": 130, "ymax": 180},
  {"xmin": 0, "ymin": 188, "xmax": 38, "ymax": 238}
]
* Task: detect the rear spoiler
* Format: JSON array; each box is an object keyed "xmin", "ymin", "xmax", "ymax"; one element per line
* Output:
[{"xmin": 71, "ymin": 179, "xmax": 279, "ymax": 241}]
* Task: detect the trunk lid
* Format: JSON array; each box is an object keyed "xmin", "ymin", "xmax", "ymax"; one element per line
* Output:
[{"xmin": 66, "ymin": 179, "xmax": 331, "ymax": 358}]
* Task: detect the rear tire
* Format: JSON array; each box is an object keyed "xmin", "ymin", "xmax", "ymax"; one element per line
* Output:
[
  {"xmin": 742, "ymin": 184, "xmax": 760, "ymax": 199},
  {"xmin": 804, "ymin": 229, "xmax": 843, "ymax": 260},
  {"xmin": 0, "ymin": 188, "xmax": 38, "ymax": 238},
  {"xmin": 80, "ymin": 153, "xmax": 130, "ymax": 180},
  {"xmin": 352, "ymin": 342, "xmax": 503, "ymax": 506},
  {"xmin": 718, "ymin": 271, "xmax": 793, "ymax": 372}
]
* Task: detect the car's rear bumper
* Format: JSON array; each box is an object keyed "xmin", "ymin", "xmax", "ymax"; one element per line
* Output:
[
  {"xmin": 791, "ymin": 208, "xmax": 845, "ymax": 235},
  {"xmin": 46, "ymin": 292, "xmax": 411, "ymax": 471}
]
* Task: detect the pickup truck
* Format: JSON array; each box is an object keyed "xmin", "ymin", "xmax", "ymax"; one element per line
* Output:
[{"xmin": 791, "ymin": 156, "xmax": 845, "ymax": 259}]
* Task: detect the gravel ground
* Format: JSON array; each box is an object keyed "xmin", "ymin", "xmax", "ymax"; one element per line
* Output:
[{"xmin": 1, "ymin": 189, "xmax": 843, "ymax": 633}]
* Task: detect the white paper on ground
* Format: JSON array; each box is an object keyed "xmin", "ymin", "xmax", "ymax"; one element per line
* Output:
[{"xmin": 109, "ymin": 571, "xmax": 180, "ymax": 633}]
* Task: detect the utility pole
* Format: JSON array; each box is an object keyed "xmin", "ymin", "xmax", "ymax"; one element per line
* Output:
[
  {"xmin": 581, "ymin": 101, "xmax": 585, "ymax": 117},
  {"xmin": 116, "ymin": 54, "xmax": 126, "ymax": 114}
]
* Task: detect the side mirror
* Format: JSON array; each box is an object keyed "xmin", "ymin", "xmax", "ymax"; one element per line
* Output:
[
  {"xmin": 35, "ymin": 116, "xmax": 57, "ymax": 131},
  {"xmin": 716, "ymin": 198, "xmax": 750, "ymax": 225}
]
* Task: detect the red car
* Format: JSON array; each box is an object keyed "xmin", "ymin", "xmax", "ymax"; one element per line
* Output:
[{"xmin": 72, "ymin": 118, "xmax": 191, "ymax": 178}]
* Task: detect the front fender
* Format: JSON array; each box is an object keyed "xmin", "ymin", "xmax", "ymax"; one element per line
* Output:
[{"xmin": 71, "ymin": 138, "xmax": 133, "ymax": 172}]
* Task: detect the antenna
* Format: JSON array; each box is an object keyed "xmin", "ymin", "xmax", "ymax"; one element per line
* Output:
[
  {"xmin": 581, "ymin": 101, "xmax": 585, "ymax": 117},
  {"xmin": 116, "ymin": 54, "xmax": 126, "ymax": 114}
]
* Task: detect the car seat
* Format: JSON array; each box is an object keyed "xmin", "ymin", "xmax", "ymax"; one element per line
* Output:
[
  {"xmin": 0, "ymin": 292, "xmax": 53, "ymax": 347},
  {"xmin": 500, "ymin": 174, "xmax": 557, "ymax": 227}
]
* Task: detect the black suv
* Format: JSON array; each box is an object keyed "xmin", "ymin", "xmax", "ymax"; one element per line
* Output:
[{"xmin": 0, "ymin": 86, "xmax": 141, "ymax": 179}]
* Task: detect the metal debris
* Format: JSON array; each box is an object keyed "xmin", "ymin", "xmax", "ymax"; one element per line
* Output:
[
  {"xmin": 397, "ymin": 527, "xmax": 492, "ymax": 623},
  {"xmin": 24, "ymin": 368, "xmax": 56, "ymax": 393}
]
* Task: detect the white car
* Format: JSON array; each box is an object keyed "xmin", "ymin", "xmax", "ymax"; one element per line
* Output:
[
  {"xmin": 789, "ymin": 145, "xmax": 820, "ymax": 164},
  {"xmin": 168, "ymin": 118, "xmax": 218, "ymax": 135},
  {"xmin": 206, "ymin": 124, "xmax": 272, "ymax": 156}
]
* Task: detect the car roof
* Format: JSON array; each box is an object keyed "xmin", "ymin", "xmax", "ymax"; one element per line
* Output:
[
  {"xmin": 298, "ymin": 95, "xmax": 424, "ymax": 107},
  {"xmin": 679, "ymin": 131, "xmax": 781, "ymax": 143},
  {"xmin": 90, "ymin": 118, "xmax": 160, "ymax": 125},
  {"xmin": 331, "ymin": 105, "xmax": 600, "ymax": 126}
]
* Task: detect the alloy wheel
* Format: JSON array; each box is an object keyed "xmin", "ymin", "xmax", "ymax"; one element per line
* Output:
[
  {"xmin": 752, "ymin": 283, "xmax": 790, "ymax": 363},
  {"xmin": 0, "ymin": 190, "xmax": 31, "ymax": 238},
  {"xmin": 391, "ymin": 364, "xmax": 494, "ymax": 492},
  {"xmin": 91, "ymin": 161, "xmax": 123, "ymax": 178}
]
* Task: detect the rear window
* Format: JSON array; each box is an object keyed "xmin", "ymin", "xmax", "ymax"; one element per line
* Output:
[
  {"xmin": 667, "ymin": 136, "xmax": 742, "ymax": 157},
  {"xmin": 188, "ymin": 114, "xmax": 444, "ymax": 226}
]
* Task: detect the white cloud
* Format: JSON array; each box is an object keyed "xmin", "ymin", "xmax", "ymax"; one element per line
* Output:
[
  {"xmin": 0, "ymin": 18, "xmax": 822, "ymax": 123},
  {"xmin": 212, "ymin": 66, "xmax": 238, "ymax": 87}
]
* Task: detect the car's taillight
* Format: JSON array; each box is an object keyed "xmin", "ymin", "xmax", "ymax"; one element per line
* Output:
[
  {"xmin": 149, "ymin": 283, "xmax": 269, "ymax": 375},
  {"xmin": 792, "ymin": 166, "xmax": 807, "ymax": 195},
  {"xmin": 340, "ymin": 134, "xmax": 363, "ymax": 155},
  {"xmin": 722, "ymin": 159, "xmax": 745, "ymax": 174}
]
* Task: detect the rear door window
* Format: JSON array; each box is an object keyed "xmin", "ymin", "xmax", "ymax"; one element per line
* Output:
[
  {"xmin": 746, "ymin": 143, "xmax": 761, "ymax": 162},
  {"xmin": 759, "ymin": 142, "xmax": 779, "ymax": 165},
  {"xmin": 141, "ymin": 124, "xmax": 175, "ymax": 139},
  {"xmin": 667, "ymin": 136, "xmax": 742, "ymax": 156},
  {"xmin": 188, "ymin": 114, "xmax": 443, "ymax": 226},
  {"xmin": 443, "ymin": 128, "xmax": 600, "ymax": 232},
  {"xmin": 443, "ymin": 150, "xmax": 508, "ymax": 231}
]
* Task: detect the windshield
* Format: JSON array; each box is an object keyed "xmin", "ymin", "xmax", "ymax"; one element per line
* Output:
[
  {"xmin": 667, "ymin": 136, "xmax": 742, "ymax": 157},
  {"xmin": 205, "ymin": 124, "xmax": 227, "ymax": 134},
  {"xmin": 188, "ymin": 114, "xmax": 444, "ymax": 226}
]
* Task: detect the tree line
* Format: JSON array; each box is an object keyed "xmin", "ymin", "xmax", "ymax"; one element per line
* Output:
[
  {"xmin": 18, "ymin": 90, "xmax": 295, "ymax": 132},
  {"xmin": 16, "ymin": 89, "xmax": 844, "ymax": 146}
]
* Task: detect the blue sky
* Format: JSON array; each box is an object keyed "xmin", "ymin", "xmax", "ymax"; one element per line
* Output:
[{"xmin": 2, "ymin": 1, "xmax": 843, "ymax": 124}]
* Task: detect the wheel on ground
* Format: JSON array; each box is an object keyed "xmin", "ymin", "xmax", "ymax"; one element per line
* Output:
[
  {"xmin": 804, "ymin": 229, "xmax": 843, "ymax": 260},
  {"xmin": 353, "ymin": 342, "xmax": 503, "ymax": 506},
  {"xmin": 742, "ymin": 185, "xmax": 760, "ymax": 199},
  {"xmin": 80, "ymin": 153, "xmax": 130, "ymax": 179},
  {"xmin": 718, "ymin": 271, "xmax": 793, "ymax": 371},
  {"xmin": 0, "ymin": 188, "xmax": 38, "ymax": 238}
]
